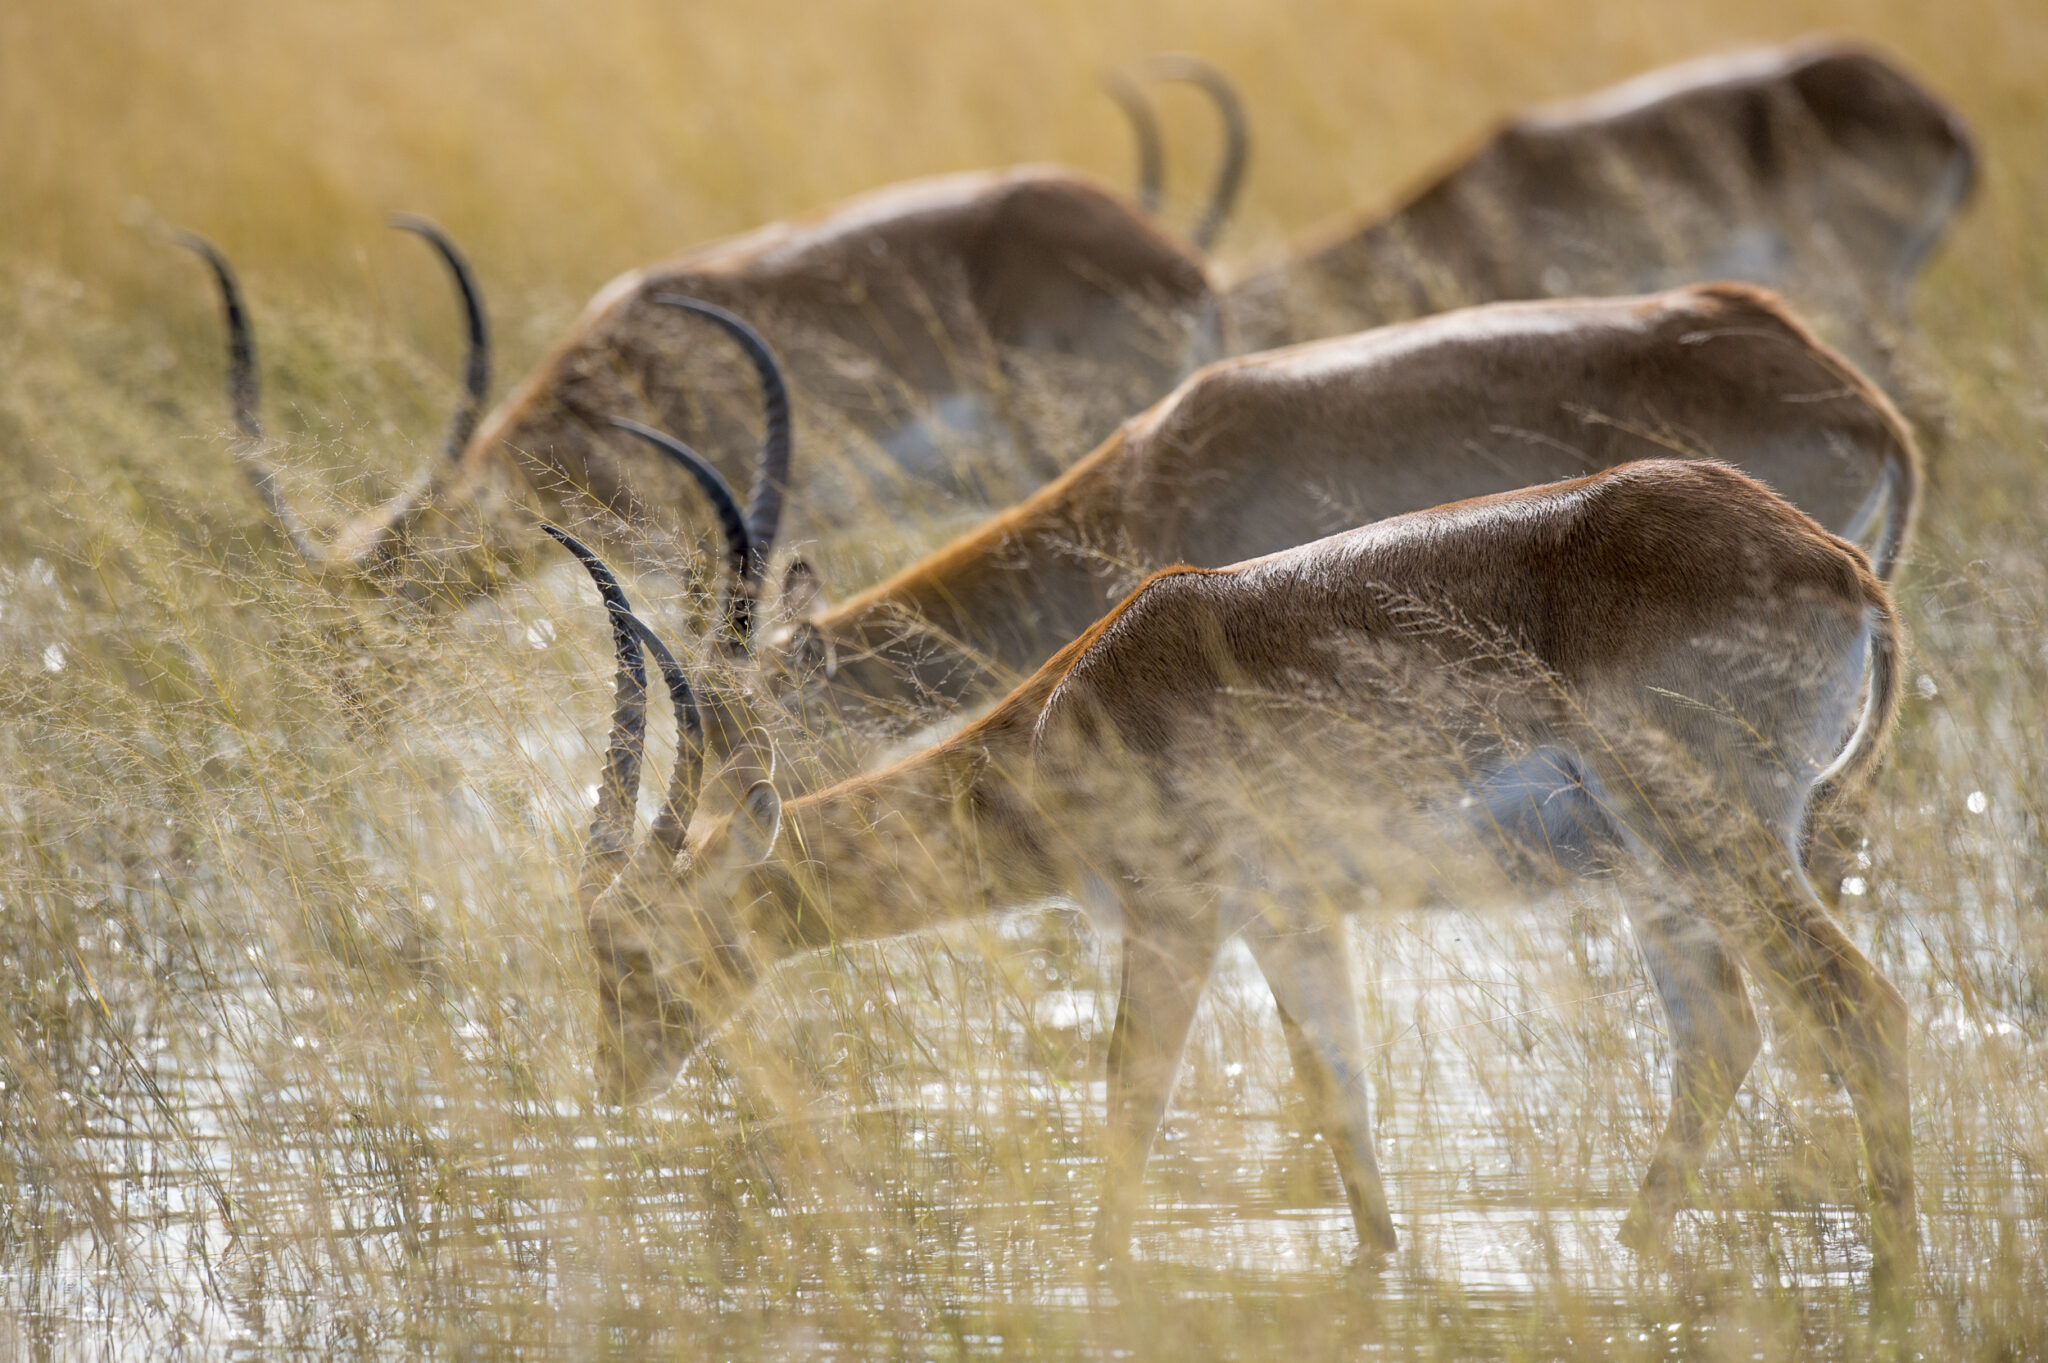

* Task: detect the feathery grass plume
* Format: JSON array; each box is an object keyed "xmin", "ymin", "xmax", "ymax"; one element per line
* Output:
[{"xmin": 1, "ymin": 0, "xmax": 2045, "ymax": 1354}]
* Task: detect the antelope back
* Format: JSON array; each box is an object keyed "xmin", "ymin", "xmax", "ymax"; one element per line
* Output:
[
  {"xmin": 783, "ymin": 285, "xmax": 1916, "ymax": 739},
  {"xmin": 466, "ymin": 169, "xmax": 1218, "ymax": 546},
  {"xmin": 1033, "ymin": 460, "xmax": 1893, "ymax": 893},
  {"xmin": 1224, "ymin": 42, "xmax": 1972, "ymax": 402}
]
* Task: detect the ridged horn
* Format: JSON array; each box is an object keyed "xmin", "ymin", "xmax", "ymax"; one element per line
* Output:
[
  {"xmin": 173, "ymin": 232, "xmax": 261, "ymax": 441},
  {"xmin": 388, "ymin": 213, "xmax": 492, "ymax": 463},
  {"xmin": 620, "ymin": 612, "xmax": 705, "ymax": 858},
  {"xmin": 649, "ymin": 296, "xmax": 793, "ymax": 557},
  {"xmin": 174, "ymin": 223, "xmax": 493, "ymax": 574},
  {"xmin": 172, "ymin": 230, "xmax": 319, "ymax": 564},
  {"xmin": 609, "ymin": 417, "xmax": 758, "ymax": 646},
  {"xmin": 543, "ymin": 524, "xmax": 648, "ymax": 898},
  {"xmin": 1144, "ymin": 53, "xmax": 1249, "ymax": 251},
  {"xmin": 1102, "ymin": 69, "xmax": 1165, "ymax": 215}
]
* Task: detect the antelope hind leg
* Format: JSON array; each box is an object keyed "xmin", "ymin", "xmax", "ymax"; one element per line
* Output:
[
  {"xmin": 1618, "ymin": 898, "xmax": 1762, "ymax": 1254},
  {"xmin": 1802, "ymin": 783, "xmax": 1874, "ymax": 911},
  {"xmin": 1729, "ymin": 860, "xmax": 1916, "ymax": 1284}
]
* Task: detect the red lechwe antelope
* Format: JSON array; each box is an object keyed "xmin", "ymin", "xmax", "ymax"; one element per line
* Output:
[
  {"xmin": 545, "ymin": 456, "xmax": 1912, "ymax": 1279},
  {"xmin": 454, "ymin": 56, "xmax": 1248, "ymax": 526},
  {"xmin": 533, "ymin": 37, "xmax": 1965, "ymax": 537},
  {"xmin": 473, "ymin": 166, "xmax": 1223, "ymax": 515},
  {"xmin": 174, "ymin": 223, "xmax": 796, "ymax": 602},
  {"xmin": 174, "ymin": 216, "xmax": 494, "ymax": 574},
  {"xmin": 1225, "ymin": 40, "xmax": 1974, "ymax": 409},
  {"xmin": 671, "ymin": 284, "xmax": 1917, "ymax": 755},
  {"xmin": 178, "ymin": 44, "xmax": 1961, "ymax": 599},
  {"xmin": 171, "ymin": 63, "xmax": 1245, "ymax": 591}
]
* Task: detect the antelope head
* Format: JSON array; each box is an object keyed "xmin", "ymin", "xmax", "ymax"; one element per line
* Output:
[{"xmin": 544, "ymin": 526, "xmax": 789, "ymax": 1102}]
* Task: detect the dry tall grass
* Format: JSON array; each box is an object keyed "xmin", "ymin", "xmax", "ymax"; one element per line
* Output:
[{"xmin": 1, "ymin": 0, "xmax": 2045, "ymax": 1356}]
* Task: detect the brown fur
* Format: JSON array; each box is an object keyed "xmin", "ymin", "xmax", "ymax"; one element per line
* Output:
[
  {"xmin": 259, "ymin": 168, "xmax": 1217, "ymax": 600},
  {"xmin": 197, "ymin": 45, "xmax": 1962, "ymax": 608},
  {"xmin": 782, "ymin": 284, "xmax": 1920, "ymax": 739},
  {"xmin": 485, "ymin": 170, "xmax": 1216, "ymax": 521},
  {"xmin": 1225, "ymin": 40, "xmax": 1974, "ymax": 403},
  {"xmin": 583, "ymin": 459, "xmax": 1915, "ymax": 1281}
]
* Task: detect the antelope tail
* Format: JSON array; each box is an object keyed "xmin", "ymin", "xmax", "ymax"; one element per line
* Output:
[
  {"xmin": 1812, "ymin": 595, "xmax": 1903, "ymax": 810},
  {"xmin": 1867, "ymin": 419, "xmax": 1920, "ymax": 584}
]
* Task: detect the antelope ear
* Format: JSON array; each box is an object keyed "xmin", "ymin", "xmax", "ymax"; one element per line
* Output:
[
  {"xmin": 732, "ymin": 780, "xmax": 784, "ymax": 864},
  {"xmin": 781, "ymin": 558, "xmax": 825, "ymax": 621},
  {"xmin": 773, "ymin": 619, "xmax": 837, "ymax": 684}
]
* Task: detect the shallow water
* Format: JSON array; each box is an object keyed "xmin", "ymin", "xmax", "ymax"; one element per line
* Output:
[
  {"xmin": 3, "ymin": 541, "xmax": 2043, "ymax": 1358},
  {"xmin": 5, "ymin": 881, "xmax": 2024, "ymax": 1358}
]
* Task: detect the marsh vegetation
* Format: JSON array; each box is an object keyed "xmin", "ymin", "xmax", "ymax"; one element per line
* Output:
[{"xmin": 1, "ymin": 0, "xmax": 2045, "ymax": 1355}]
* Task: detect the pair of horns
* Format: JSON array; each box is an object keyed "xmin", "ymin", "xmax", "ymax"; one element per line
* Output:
[
  {"xmin": 609, "ymin": 296, "xmax": 793, "ymax": 649},
  {"xmin": 547, "ymin": 525, "xmax": 770, "ymax": 895},
  {"xmin": 175, "ymin": 215, "xmax": 491, "ymax": 572},
  {"xmin": 1102, "ymin": 53, "xmax": 1249, "ymax": 251}
]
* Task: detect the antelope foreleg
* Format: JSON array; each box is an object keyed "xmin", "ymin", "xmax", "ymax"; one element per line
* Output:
[
  {"xmin": 1094, "ymin": 925, "xmax": 1217, "ymax": 1262},
  {"xmin": 1245, "ymin": 923, "xmax": 1399, "ymax": 1258}
]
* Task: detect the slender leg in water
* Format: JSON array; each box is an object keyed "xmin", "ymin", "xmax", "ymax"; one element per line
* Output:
[
  {"xmin": 1245, "ymin": 922, "xmax": 1400, "ymax": 1256},
  {"xmin": 1618, "ymin": 899, "xmax": 1762, "ymax": 1251},
  {"xmin": 1730, "ymin": 860, "xmax": 1915, "ymax": 1283},
  {"xmin": 1094, "ymin": 924, "xmax": 1219, "ymax": 1260}
]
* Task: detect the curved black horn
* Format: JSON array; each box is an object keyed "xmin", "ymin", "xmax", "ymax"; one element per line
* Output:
[
  {"xmin": 1145, "ymin": 53, "xmax": 1249, "ymax": 251},
  {"xmin": 621, "ymin": 613, "xmax": 704, "ymax": 858},
  {"xmin": 174, "ymin": 231, "xmax": 324, "ymax": 564},
  {"xmin": 388, "ymin": 214, "xmax": 491, "ymax": 462},
  {"xmin": 610, "ymin": 417, "xmax": 758, "ymax": 647},
  {"xmin": 609, "ymin": 418, "xmax": 753, "ymax": 583},
  {"xmin": 544, "ymin": 524, "xmax": 648, "ymax": 894},
  {"xmin": 649, "ymin": 296, "xmax": 792, "ymax": 557},
  {"xmin": 1102, "ymin": 69, "xmax": 1165, "ymax": 215},
  {"xmin": 173, "ymin": 231, "xmax": 262, "ymax": 443}
]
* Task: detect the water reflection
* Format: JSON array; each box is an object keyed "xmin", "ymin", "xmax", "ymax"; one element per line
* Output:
[{"xmin": 3, "ymin": 893, "xmax": 2007, "ymax": 1356}]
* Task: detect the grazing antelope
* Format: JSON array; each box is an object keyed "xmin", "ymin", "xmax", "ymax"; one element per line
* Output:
[
  {"xmin": 476, "ymin": 168, "xmax": 1219, "ymax": 525},
  {"xmin": 502, "ymin": 42, "xmax": 1962, "ymax": 564},
  {"xmin": 175, "ymin": 70, "xmax": 1244, "ymax": 590},
  {"xmin": 1226, "ymin": 40, "xmax": 1973, "ymax": 406},
  {"xmin": 184, "ymin": 47, "xmax": 1964, "ymax": 601},
  {"xmin": 682, "ymin": 285, "xmax": 1917, "ymax": 749},
  {"xmin": 176, "ymin": 229, "xmax": 791, "ymax": 601},
  {"xmin": 470, "ymin": 66, "xmax": 1248, "ymax": 534},
  {"xmin": 175, "ymin": 216, "xmax": 492, "ymax": 574},
  {"xmin": 548, "ymin": 457, "xmax": 1913, "ymax": 1280}
]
